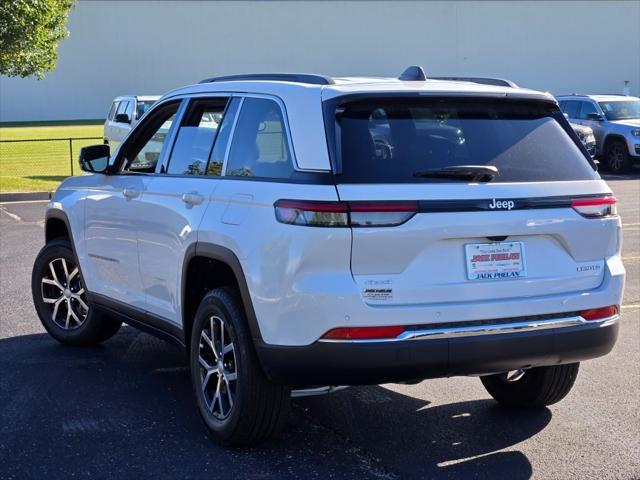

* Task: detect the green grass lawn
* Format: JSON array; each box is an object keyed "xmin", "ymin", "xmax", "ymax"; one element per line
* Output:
[{"xmin": 0, "ymin": 121, "xmax": 104, "ymax": 192}]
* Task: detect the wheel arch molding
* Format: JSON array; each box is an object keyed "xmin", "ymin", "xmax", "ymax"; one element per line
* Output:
[
  {"xmin": 603, "ymin": 133, "xmax": 627, "ymax": 149},
  {"xmin": 44, "ymin": 209, "xmax": 81, "ymax": 266},
  {"xmin": 181, "ymin": 242, "xmax": 264, "ymax": 348}
]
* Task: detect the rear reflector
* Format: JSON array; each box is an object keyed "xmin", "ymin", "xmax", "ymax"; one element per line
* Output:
[
  {"xmin": 321, "ymin": 325, "xmax": 405, "ymax": 340},
  {"xmin": 580, "ymin": 305, "xmax": 618, "ymax": 321},
  {"xmin": 274, "ymin": 200, "xmax": 417, "ymax": 227},
  {"xmin": 571, "ymin": 196, "xmax": 617, "ymax": 218}
]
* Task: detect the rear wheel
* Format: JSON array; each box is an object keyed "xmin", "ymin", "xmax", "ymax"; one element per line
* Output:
[
  {"xmin": 605, "ymin": 139, "xmax": 631, "ymax": 173},
  {"xmin": 31, "ymin": 239, "xmax": 122, "ymax": 346},
  {"xmin": 480, "ymin": 363, "xmax": 579, "ymax": 408},
  {"xmin": 190, "ymin": 287, "xmax": 290, "ymax": 446}
]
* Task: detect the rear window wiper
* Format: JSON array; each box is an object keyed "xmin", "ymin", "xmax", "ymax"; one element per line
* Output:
[{"xmin": 413, "ymin": 165, "xmax": 498, "ymax": 182}]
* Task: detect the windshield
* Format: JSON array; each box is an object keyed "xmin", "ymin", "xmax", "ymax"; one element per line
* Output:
[
  {"xmin": 326, "ymin": 97, "xmax": 597, "ymax": 183},
  {"xmin": 598, "ymin": 100, "xmax": 640, "ymax": 121}
]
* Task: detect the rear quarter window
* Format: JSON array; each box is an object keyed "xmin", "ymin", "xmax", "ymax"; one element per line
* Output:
[{"xmin": 325, "ymin": 97, "xmax": 598, "ymax": 183}]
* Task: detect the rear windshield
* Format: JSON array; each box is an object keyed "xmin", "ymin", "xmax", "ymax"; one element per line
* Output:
[{"xmin": 326, "ymin": 97, "xmax": 598, "ymax": 183}]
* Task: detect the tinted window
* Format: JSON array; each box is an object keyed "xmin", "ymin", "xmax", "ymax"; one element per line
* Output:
[
  {"xmin": 207, "ymin": 97, "xmax": 241, "ymax": 176},
  {"xmin": 563, "ymin": 100, "xmax": 580, "ymax": 118},
  {"xmin": 578, "ymin": 101, "xmax": 598, "ymax": 120},
  {"xmin": 226, "ymin": 97, "xmax": 294, "ymax": 178},
  {"xmin": 119, "ymin": 102, "xmax": 180, "ymax": 173},
  {"xmin": 328, "ymin": 98, "xmax": 597, "ymax": 183},
  {"xmin": 165, "ymin": 98, "xmax": 227, "ymax": 175}
]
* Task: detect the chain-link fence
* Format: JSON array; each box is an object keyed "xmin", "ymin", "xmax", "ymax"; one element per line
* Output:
[{"xmin": 0, "ymin": 137, "xmax": 102, "ymax": 191}]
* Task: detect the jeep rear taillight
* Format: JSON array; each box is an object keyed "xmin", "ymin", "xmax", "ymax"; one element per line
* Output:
[
  {"xmin": 274, "ymin": 200, "xmax": 349, "ymax": 227},
  {"xmin": 274, "ymin": 200, "xmax": 417, "ymax": 227},
  {"xmin": 571, "ymin": 197, "xmax": 617, "ymax": 218}
]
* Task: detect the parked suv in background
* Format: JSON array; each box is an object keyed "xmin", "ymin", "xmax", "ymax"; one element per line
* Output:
[
  {"xmin": 567, "ymin": 121, "xmax": 597, "ymax": 157},
  {"xmin": 33, "ymin": 68, "xmax": 624, "ymax": 446},
  {"xmin": 557, "ymin": 94, "xmax": 640, "ymax": 172},
  {"xmin": 103, "ymin": 95, "xmax": 159, "ymax": 149}
]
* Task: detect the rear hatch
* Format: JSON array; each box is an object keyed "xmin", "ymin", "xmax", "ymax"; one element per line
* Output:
[{"xmin": 324, "ymin": 95, "xmax": 617, "ymax": 307}]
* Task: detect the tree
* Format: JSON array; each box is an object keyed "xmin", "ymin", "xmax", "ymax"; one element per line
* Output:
[{"xmin": 0, "ymin": 0, "xmax": 75, "ymax": 79}]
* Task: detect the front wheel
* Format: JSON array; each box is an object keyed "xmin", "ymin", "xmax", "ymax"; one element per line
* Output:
[
  {"xmin": 31, "ymin": 239, "xmax": 122, "ymax": 346},
  {"xmin": 605, "ymin": 139, "xmax": 631, "ymax": 173},
  {"xmin": 190, "ymin": 287, "xmax": 290, "ymax": 446},
  {"xmin": 480, "ymin": 363, "xmax": 580, "ymax": 408}
]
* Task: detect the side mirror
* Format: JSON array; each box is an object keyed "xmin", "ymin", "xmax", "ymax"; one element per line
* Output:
[
  {"xmin": 586, "ymin": 113, "xmax": 604, "ymax": 121},
  {"xmin": 115, "ymin": 113, "xmax": 131, "ymax": 124},
  {"xmin": 563, "ymin": 112, "xmax": 569, "ymax": 119},
  {"xmin": 79, "ymin": 144, "xmax": 110, "ymax": 174}
]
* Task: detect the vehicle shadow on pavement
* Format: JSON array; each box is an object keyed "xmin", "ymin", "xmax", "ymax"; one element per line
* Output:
[
  {"xmin": 297, "ymin": 386, "xmax": 550, "ymax": 479},
  {"xmin": 0, "ymin": 328, "xmax": 549, "ymax": 479}
]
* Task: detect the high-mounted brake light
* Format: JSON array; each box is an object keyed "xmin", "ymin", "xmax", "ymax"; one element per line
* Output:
[
  {"xmin": 571, "ymin": 196, "xmax": 617, "ymax": 218},
  {"xmin": 321, "ymin": 325, "xmax": 405, "ymax": 340},
  {"xmin": 580, "ymin": 305, "xmax": 618, "ymax": 321},
  {"xmin": 274, "ymin": 200, "xmax": 417, "ymax": 227}
]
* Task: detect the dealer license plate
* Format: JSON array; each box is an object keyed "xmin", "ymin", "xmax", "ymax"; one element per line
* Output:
[{"xmin": 465, "ymin": 242, "xmax": 526, "ymax": 281}]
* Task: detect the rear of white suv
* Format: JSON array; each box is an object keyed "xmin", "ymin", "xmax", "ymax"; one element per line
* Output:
[
  {"xmin": 256, "ymin": 90, "xmax": 622, "ymax": 390},
  {"xmin": 32, "ymin": 71, "xmax": 624, "ymax": 447}
]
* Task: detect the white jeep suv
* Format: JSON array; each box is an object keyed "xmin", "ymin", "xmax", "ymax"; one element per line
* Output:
[{"xmin": 32, "ymin": 67, "xmax": 624, "ymax": 446}]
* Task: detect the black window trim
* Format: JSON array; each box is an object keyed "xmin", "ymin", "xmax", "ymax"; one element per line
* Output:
[{"xmin": 108, "ymin": 93, "xmax": 332, "ymax": 184}]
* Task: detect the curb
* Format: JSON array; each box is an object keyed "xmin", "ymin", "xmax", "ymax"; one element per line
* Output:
[{"xmin": 0, "ymin": 191, "xmax": 51, "ymax": 203}]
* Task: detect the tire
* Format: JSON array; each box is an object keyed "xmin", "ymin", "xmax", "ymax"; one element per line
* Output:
[
  {"xmin": 190, "ymin": 287, "xmax": 290, "ymax": 446},
  {"xmin": 98, "ymin": 316, "xmax": 123, "ymax": 342},
  {"xmin": 31, "ymin": 239, "xmax": 121, "ymax": 346},
  {"xmin": 605, "ymin": 139, "xmax": 631, "ymax": 173},
  {"xmin": 480, "ymin": 363, "xmax": 580, "ymax": 408}
]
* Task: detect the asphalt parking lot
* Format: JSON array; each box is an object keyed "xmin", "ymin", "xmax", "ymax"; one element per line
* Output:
[{"xmin": 1, "ymin": 175, "xmax": 638, "ymax": 480}]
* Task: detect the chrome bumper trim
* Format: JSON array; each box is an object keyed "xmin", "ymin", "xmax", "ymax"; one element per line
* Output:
[{"xmin": 318, "ymin": 314, "xmax": 619, "ymax": 344}]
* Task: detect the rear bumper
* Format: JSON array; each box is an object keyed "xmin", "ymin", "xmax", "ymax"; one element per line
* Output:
[{"xmin": 256, "ymin": 314, "xmax": 619, "ymax": 387}]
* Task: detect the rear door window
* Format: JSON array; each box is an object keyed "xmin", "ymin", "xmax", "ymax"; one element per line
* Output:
[
  {"xmin": 563, "ymin": 100, "xmax": 580, "ymax": 119},
  {"xmin": 578, "ymin": 101, "xmax": 598, "ymax": 120},
  {"xmin": 326, "ymin": 97, "xmax": 597, "ymax": 183}
]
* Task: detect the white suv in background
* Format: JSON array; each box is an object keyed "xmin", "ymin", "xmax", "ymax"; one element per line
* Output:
[
  {"xmin": 33, "ymin": 68, "xmax": 624, "ymax": 446},
  {"xmin": 103, "ymin": 95, "xmax": 159, "ymax": 149},
  {"xmin": 557, "ymin": 94, "xmax": 640, "ymax": 173}
]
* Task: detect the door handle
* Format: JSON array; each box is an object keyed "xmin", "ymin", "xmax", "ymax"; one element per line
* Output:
[
  {"xmin": 123, "ymin": 187, "xmax": 140, "ymax": 199},
  {"xmin": 181, "ymin": 192, "xmax": 204, "ymax": 206}
]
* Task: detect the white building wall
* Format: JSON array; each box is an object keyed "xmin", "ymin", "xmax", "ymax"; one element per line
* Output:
[{"xmin": 1, "ymin": 0, "xmax": 639, "ymax": 122}]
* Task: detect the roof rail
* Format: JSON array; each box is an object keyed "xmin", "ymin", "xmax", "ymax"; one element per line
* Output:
[
  {"xmin": 198, "ymin": 73, "xmax": 335, "ymax": 85},
  {"xmin": 399, "ymin": 65, "xmax": 427, "ymax": 81},
  {"xmin": 431, "ymin": 77, "xmax": 519, "ymax": 88}
]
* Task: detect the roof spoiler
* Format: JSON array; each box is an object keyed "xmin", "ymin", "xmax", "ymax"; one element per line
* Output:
[
  {"xmin": 198, "ymin": 73, "xmax": 335, "ymax": 86},
  {"xmin": 431, "ymin": 76, "xmax": 519, "ymax": 88}
]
